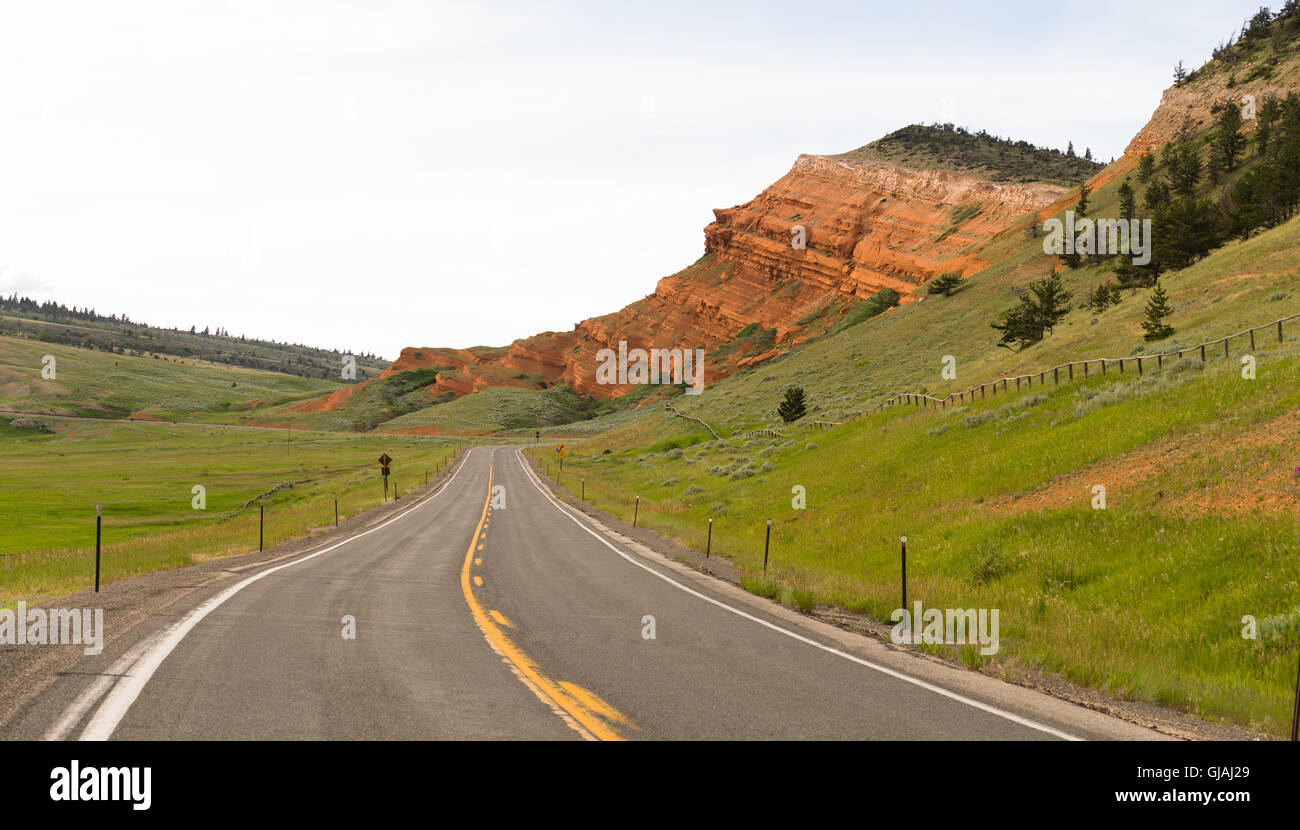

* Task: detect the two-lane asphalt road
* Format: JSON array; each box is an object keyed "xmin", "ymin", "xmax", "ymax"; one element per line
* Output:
[{"xmin": 11, "ymin": 446, "xmax": 1167, "ymax": 741}]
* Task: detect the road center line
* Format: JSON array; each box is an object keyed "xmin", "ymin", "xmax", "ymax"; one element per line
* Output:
[{"xmin": 458, "ymin": 464, "xmax": 632, "ymax": 742}]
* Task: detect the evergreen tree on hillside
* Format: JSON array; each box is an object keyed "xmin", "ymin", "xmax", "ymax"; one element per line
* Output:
[
  {"xmin": 991, "ymin": 272, "xmax": 1073, "ymax": 349},
  {"xmin": 1067, "ymin": 141, "xmax": 1076, "ymax": 157},
  {"xmin": 1031, "ymin": 271, "xmax": 1073, "ymax": 334},
  {"xmin": 1256, "ymin": 95, "xmax": 1281, "ymax": 157},
  {"xmin": 1088, "ymin": 282, "xmax": 1119, "ymax": 313},
  {"xmin": 778, "ymin": 387, "xmax": 807, "ymax": 423},
  {"xmin": 1213, "ymin": 101, "xmax": 1245, "ymax": 173},
  {"xmin": 1149, "ymin": 196, "xmax": 1227, "ymax": 274},
  {"xmin": 1141, "ymin": 283, "xmax": 1175, "ymax": 341},
  {"xmin": 1076, "ymin": 180, "xmax": 1090, "ymax": 216},
  {"xmin": 1137, "ymin": 151, "xmax": 1156, "ymax": 183},
  {"xmin": 926, "ymin": 272, "xmax": 963, "ymax": 296},
  {"xmin": 1174, "ymin": 60, "xmax": 1187, "ymax": 84},
  {"xmin": 1118, "ymin": 179, "xmax": 1136, "ymax": 222},
  {"xmin": 1168, "ymin": 142, "xmax": 1202, "ymax": 196},
  {"xmin": 992, "ymin": 295, "xmax": 1040, "ymax": 350},
  {"xmin": 1144, "ymin": 178, "xmax": 1171, "ymax": 211}
]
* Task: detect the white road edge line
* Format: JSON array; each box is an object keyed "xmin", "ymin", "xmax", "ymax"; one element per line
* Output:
[
  {"xmin": 514, "ymin": 448, "xmax": 1083, "ymax": 742},
  {"xmin": 45, "ymin": 447, "xmax": 481, "ymax": 742}
]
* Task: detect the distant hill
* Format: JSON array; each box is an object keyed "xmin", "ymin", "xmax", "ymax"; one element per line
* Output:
[
  {"xmin": 0, "ymin": 295, "xmax": 387, "ymax": 381},
  {"xmin": 0, "ymin": 333, "xmax": 336, "ymax": 422},
  {"xmin": 834, "ymin": 123, "xmax": 1105, "ymax": 186}
]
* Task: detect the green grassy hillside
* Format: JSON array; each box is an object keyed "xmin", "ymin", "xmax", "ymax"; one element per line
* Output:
[{"xmin": 0, "ymin": 334, "xmax": 338, "ymax": 421}]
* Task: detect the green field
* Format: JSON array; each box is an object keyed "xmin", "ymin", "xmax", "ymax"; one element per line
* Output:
[{"xmin": 0, "ymin": 416, "xmax": 458, "ymax": 607}]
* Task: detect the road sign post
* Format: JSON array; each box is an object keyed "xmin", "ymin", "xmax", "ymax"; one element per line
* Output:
[
  {"xmin": 379, "ymin": 454, "xmax": 392, "ymax": 503},
  {"xmin": 763, "ymin": 519, "xmax": 772, "ymax": 573},
  {"xmin": 706, "ymin": 517, "xmax": 712, "ymax": 559},
  {"xmin": 633, "ymin": 495, "xmax": 639, "ymax": 527},
  {"xmin": 259, "ymin": 498, "xmax": 265, "ymax": 552},
  {"xmin": 94, "ymin": 504, "xmax": 102, "ymax": 592},
  {"xmin": 1292, "ymin": 632, "xmax": 1300, "ymax": 742},
  {"xmin": 900, "ymin": 535, "xmax": 908, "ymax": 619}
]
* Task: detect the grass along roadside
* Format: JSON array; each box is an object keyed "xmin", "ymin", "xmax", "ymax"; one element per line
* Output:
[
  {"xmin": 530, "ymin": 346, "xmax": 1300, "ymax": 736},
  {"xmin": 0, "ymin": 417, "xmax": 461, "ymax": 608}
]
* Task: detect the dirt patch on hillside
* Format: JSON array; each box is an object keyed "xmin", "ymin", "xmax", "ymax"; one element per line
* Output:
[{"xmin": 991, "ymin": 408, "xmax": 1300, "ymax": 516}]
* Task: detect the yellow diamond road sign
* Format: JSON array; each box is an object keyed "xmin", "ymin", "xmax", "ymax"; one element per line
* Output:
[{"xmin": 556, "ymin": 444, "xmax": 566, "ymax": 458}]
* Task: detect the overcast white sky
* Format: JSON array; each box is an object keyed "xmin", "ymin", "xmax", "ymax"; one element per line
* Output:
[{"xmin": 0, "ymin": 0, "xmax": 1270, "ymax": 359}]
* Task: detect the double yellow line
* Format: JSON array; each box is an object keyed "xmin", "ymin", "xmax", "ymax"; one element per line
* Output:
[{"xmin": 460, "ymin": 464, "xmax": 633, "ymax": 741}]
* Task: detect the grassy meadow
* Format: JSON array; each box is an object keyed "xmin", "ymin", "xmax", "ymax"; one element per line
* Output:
[{"xmin": 0, "ymin": 416, "xmax": 459, "ymax": 607}]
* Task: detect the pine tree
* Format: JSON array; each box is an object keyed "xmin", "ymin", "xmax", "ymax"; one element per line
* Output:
[
  {"xmin": 1077, "ymin": 180, "xmax": 1090, "ymax": 216},
  {"xmin": 1215, "ymin": 101, "xmax": 1245, "ymax": 171},
  {"xmin": 1031, "ymin": 271, "xmax": 1072, "ymax": 334},
  {"xmin": 1118, "ymin": 179, "xmax": 1136, "ymax": 222},
  {"xmin": 777, "ymin": 387, "xmax": 807, "ymax": 423},
  {"xmin": 1137, "ymin": 151, "xmax": 1155, "ymax": 183},
  {"xmin": 926, "ymin": 272, "xmax": 963, "ymax": 296},
  {"xmin": 992, "ymin": 272, "xmax": 1073, "ymax": 349},
  {"xmin": 1067, "ymin": 141, "xmax": 1076, "ymax": 157},
  {"xmin": 1141, "ymin": 283, "xmax": 1175, "ymax": 341},
  {"xmin": 1089, "ymin": 282, "xmax": 1118, "ymax": 313},
  {"xmin": 1174, "ymin": 60, "xmax": 1187, "ymax": 84},
  {"xmin": 991, "ymin": 296, "xmax": 1040, "ymax": 350},
  {"xmin": 1169, "ymin": 142, "xmax": 1202, "ymax": 196},
  {"xmin": 1144, "ymin": 179, "xmax": 1171, "ymax": 211}
]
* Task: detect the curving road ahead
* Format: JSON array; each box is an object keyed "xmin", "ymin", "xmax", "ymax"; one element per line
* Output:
[{"xmin": 6, "ymin": 446, "xmax": 1168, "ymax": 741}]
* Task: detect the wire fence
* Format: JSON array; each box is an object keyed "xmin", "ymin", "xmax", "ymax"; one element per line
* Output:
[{"xmin": 864, "ymin": 311, "xmax": 1300, "ymax": 415}]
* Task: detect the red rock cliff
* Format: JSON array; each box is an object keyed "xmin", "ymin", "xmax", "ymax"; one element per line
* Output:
[{"xmin": 312, "ymin": 151, "xmax": 1068, "ymax": 410}]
